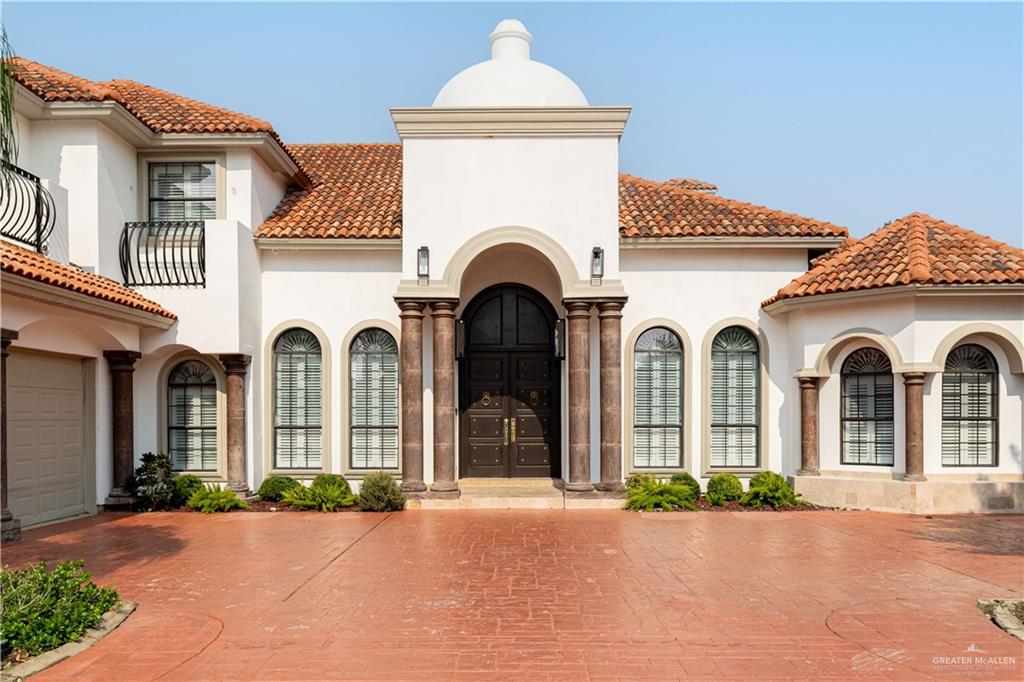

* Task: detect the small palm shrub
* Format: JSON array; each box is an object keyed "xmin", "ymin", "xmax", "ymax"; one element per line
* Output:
[
  {"xmin": 1, "ymin": 560, "xmax": 119, "ymax": 657},
  {"xmin": 257, "ymin": 475, "xmax": 301, "ymax": 502},
  {"xmin": 624, "ymin": 478, "xmax": 696, "ymax": 512},
  {"xmin": 706, "ymin": 472, "xmax": 743, "ymax": 506},
  {"xmin": 356, "ymin": 471, "xmax": 405, "ymax": 512},
  {"xmin": 187, "ymin": 484, "xmax": 249, "ymax": 513},
  {"xmin": 311, "ymin": 473, "xmax": 353, "ymax": 497},
  {"xmin": 170, "ymin": 474, "xmax": 204, "ymax": 507},
  {"xmin": 669, "ymin": 472, "xmax": 702, "ymax": 500},
  {"xmin": 624, "ymin": 472, "xmax": 659, "ymax": 490},
  {"xmin": 740, "ymin": 471, "xmax": 803, "ymax": 508},
  {"xmin": 282, "ymin": 479, "xmax": 355, "ymax": 512}
]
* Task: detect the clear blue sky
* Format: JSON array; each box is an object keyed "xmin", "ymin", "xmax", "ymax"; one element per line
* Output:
[{"xmin": 5, "ymin": 2, "xmax": 1022, "ymax": 245}]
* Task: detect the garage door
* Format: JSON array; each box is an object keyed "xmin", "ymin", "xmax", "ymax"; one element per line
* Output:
[{"xmin": 7, "ymin": 352, "xmax": 87, "ymax": 526}]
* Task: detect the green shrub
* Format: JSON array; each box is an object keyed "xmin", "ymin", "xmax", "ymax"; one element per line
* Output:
[
  {"xmin": 311, "ymin": 473, "xmax": 353, "ymax": 497},
  {"xmin": 170, "ymin": 474, "xmax": 204, "ymax": 507},
  {"xmin": 624, "ymin": 479, "xmax": 696, "ymax": 512},
  {"xmin": 282, "ymin": 480, "xmax": 355, "ymax": 512},
  {"xmin": 669, "ymin": 472, "xmax": 702, "ymax": 500},
  {"xmin": 127, "ymin": 452, "xmax": 176, "ymax": 510},
  {"xmin": 257, "ymin": 475, "xmax": 301, "ymax": 502},
  {"xmin": 740, "ymin": 471, "xmax": 803, "ymax": 508},
  {"xmin": 187, "ymin": 484, "xmax": 249, "ymax": 513},
  {"xmin": 356, "ymin": 471, "xmax": 406, "ymax": 512},
  {"xmin": 706, "ymin": 472, "xmax": 743, "ymax": 506},
  {"xmin": 624, "ymin": 472, "xmax": 659, "ymax": 490},
  {"xmin": 1, "ymin": 560, "xmax": 119, "ymax": 657}
]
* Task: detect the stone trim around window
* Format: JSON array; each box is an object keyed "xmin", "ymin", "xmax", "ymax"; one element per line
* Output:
[
  {"xmin": 340, "ymin": 319, "xmax": 403, "ymax": 479},
  {"xmin": 623, "ymin": 318, "xmax": 693, "ymax": 477},
  {"xmin": 699, "ymin": 317, "xmax": 771, "ymax": 477},
  {"xmin": 261, "ymin": 320, "xmax": 333, "ymax": 479},
  {"xmin": 156, "ymin": 350, "xmax": 227, "ymax": 482}
]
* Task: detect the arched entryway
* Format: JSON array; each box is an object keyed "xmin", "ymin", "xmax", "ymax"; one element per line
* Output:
[{"xmin": 459, "ymin": 284, "xmax": 560, "ymax": 478}]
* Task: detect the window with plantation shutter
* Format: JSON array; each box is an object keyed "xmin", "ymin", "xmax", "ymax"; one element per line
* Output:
[
  {"xmin": 709, "ymin": 326, "xmax": 759, "ymax": 468},
  {"xmin": 942, "ymin": 344, "xmax": 998, "ymax": 466},
  {"xmin": 167, "ymin": 360, "xmax": 218, "ymax": 471},
  {"xmin": 274, "ymin": 329, "xmax": 322, "ymax": 469},
  {"xmin": 350, "ymin": 329, "xmax": 399, "ymax": 470},
  {"xmin": 148, "ymin": 162, "xmax": 216, "ymax": 220},
  {"xmin": 840, "ymin": 348, "xmax": 894, "ymax": 465},
  {"xmin": 633, "ymin": 327, "xmax": 683, "ymax": 468}
]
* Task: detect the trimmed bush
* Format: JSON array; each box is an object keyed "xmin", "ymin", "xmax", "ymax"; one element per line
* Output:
[
  {"xmin": 624, "ymin": 472, "xmax": 659, "ymax": 490},
  {"xmin": 624, "ymin": 478, "xmax": 696, "ymax": 512},
  {"xmin": 669, "ymin": 472, "xmax": 702, "ymax": 500},
  {"xmin": 706, "ymin": 472, "xmax": 743, "ymax": 506},
  {"xmin": 170, "ymin": 474, "xmax": 204, "ymax": 507},
  {"xmin": 356, "ymin": 471, "xmax": 405, "ymax": 512},
  {"xmin": 311, "ymin": 473, "xmax": 353, "ymax": 497},
  {"xmin": 282, "ymin": 480, "xmax": 355, "ymax": 512},
  {"xmin": 127, "ymin": 452, "xmax": 175, "ymax": 510},
  {"xmin": 187, "ymin": 484, "xmax": 249, "ymax": 513},
  {"xmin": 257, "ymin": 475, "xmax": 301, "ymax": 502},
  {"xmin": 1, "ymin": 560, "xmax": 119, "ymax": 657},
  {"xmin": 740, "ymin": 471, "xmax": 803, "ymax": 508}
]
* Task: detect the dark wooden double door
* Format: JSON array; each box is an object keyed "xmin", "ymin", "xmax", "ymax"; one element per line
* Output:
[{"xmin": 459, "ymin": 285, "xmax": 560, "ymax": 478}]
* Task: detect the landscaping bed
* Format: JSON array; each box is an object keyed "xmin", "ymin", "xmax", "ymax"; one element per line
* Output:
[
  {"xmin": 623, "ymin": 471, "xmax": 833, "ymax": 512},
  {"xmin": 691, "ymin": 497, "xmax": 832, "ymax": 512}
]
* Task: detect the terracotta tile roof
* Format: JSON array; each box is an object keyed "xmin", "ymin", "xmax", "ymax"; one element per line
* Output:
[
  {"xmin": 1, "ymin": 240, "xmax": 176, "ymax": 320},
  {"xmin": 256, "ymin": 144, "xmax": 403, "ymax": 239},
  {"xmin": 619, "ymin": 173, "xmax": 847, "ymax": 239},
  {"xmin": 257, "ymin": 145, "xmax": 848, "ymax": 241},
  {"xmin": 6, "ymin": 57, "xmax": 111, "ymax": 102},
  {"xmin": 764, "ymin": 213, "xmax": 1024, "ymax": 306}
]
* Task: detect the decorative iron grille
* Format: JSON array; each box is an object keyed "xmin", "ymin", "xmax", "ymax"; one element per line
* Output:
[
  {"xmin": 0, "ymin": 161, "xmax": 56, "ymax": 252},
  {"xmin": 119, "ymin": 221, "xmax": 205, "ymax": 287}
]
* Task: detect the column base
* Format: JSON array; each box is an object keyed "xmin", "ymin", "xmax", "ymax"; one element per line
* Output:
[
  {"xmin": 1, "ymin": 510, "xmax": 21, "ymax": 542},
  {"xmin": 401, "ymin": 481, "xmax": 428, "ymax": 494},
  {"xmin": 594, "ymin": 482, "xmax": 623, "ymax": 492},
  {"xmin": 564, "ymin": 482, "xmax": 595, "ymax": 493},
  {"xmin": 426, "ymin": 486, "xmax": 460, "ymax": 500},
  {"xmin": 796, "ymin": 469, "xmax": 820, "ymax": 477},
  {"xmin": 902, "ymin": 474, "xmax": 927, "ymax": 482},
  {"xmin": 103, "ymin": 489, "xmax": 136, "ymax": 509},
  {"xmin": 228, "ymin": 483, "xmax": 252, "ymax": 497}
]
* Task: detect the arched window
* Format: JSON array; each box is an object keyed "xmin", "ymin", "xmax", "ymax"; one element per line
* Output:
[
  {"xmin": 273, "ymin": 329, "xmax": 322, "ymax": 469},
  {"xmin": 710, "ymin": 326, "xmax": 759, "ymax": 468},
  {"xmin": 350, "ymin": 328, "xmax": 399, "ymax": 470},
  {"xmin": 942, "ymin": 344, "xmax": 998, "ymax": 466},
  {"xmin": 841, "ymin": 348, "xmax": 894, "ymax": 465},
  {"xmin": 167, "ymin": 360, "xmax": 217, "ymax": 471},
  {"xmin": 633, "ymin": 327, "xmax": 683, "ymax": 468}
]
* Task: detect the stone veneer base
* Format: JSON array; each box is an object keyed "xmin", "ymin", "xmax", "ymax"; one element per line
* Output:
[{"xmin": 793, "ymin": 474, "xmax": 1024, "ymax": 514}]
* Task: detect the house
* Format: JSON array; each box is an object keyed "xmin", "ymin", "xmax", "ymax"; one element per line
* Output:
[{"xmin": 1, "ymin": 20, "xmax": 1021, "ymax": 538}]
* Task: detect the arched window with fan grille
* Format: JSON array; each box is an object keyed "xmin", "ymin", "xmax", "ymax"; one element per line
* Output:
[
  {"xmin": 942, "ymin": 343, "xmax": 998, "ymax": 466},
  {"xmin": 167, "ymin": 360, "xmax": 218, "ymax": 471},
  {"xmin": 350, "ymin": 328, "xmax": 399, "ymax": 470},
  {"xmin": 840, "ymin": 348, "xmax": 894, "ymax": 465},
  {"xmin": 709, "ymin": 326, "xmax": 760, "ymax": 468},
  {"xmin": 633, "ymin": 327, "xmax": 683, "ymax": 469},
  {"xmin": 273, "ymin": 328, "xmax": 323, "ymax": 470}
]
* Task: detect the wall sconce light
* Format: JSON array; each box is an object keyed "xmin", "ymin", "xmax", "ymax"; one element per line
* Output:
[
  {"xmin": 590, "ymin": 246, "xmax": 604, "ymax": 286},
  {"xmin": 417, "ymin": 246, "xmax": 429, "ymax": 285}
]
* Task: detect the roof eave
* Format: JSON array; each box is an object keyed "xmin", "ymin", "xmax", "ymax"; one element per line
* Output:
[
  {"xmin": 763, "ymin": 282, "xmax": 1024, "ymax": 315},
  {"xmin": 255, "ymin": 237, "xmax": 402, "ymax": 251},
  {"xmin": 620, "ymin": 235, "xmax": 846, "ymax": 250}
]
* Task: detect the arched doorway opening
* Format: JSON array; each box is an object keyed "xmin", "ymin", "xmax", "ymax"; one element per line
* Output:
[{"xmin": 459, "ymin": 284, "xmax": 560, "ymax": 478}]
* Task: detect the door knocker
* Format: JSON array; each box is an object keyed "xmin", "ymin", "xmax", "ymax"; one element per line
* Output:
[
  {"xmin": 480, "ymin": 391, "xmax": 492, "ymax": 407},
  {"xmin": 529, "ymin": 390, "xmax": 540, "ymax": 407}
]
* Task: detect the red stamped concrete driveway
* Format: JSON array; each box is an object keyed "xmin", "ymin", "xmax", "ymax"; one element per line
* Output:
[{"xmin": 3, "ymin": 510, "xmax": 1022, "ymax": 681}]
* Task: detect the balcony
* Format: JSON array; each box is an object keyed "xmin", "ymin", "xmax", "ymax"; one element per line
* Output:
[
  {"xmin": 119, "ymin": 221, "xmax": 206, "ymax": 287},
  {"xmin": 0, "ymin": 161, "xmax": 57, "ymax": 252}
]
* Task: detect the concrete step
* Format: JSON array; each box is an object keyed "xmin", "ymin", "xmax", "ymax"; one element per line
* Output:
[{"xmin": 458, "ymin": 477, "xmax": 561, "ymax": 490}]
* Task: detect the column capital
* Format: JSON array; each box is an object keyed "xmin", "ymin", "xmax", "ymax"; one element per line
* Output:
[
  {"xmin": 901, "ymin": 371, "xmax": 928, "ymax": 386},
  {"xmin": 396, "ymin": 299, "xmax": 427, "ymax": 318},
  {"xmin": 596, "ymin": 299, "xmax": 626, "ymax": 318},
  {"xmin": 103, "ymin": 350, "xmax": 142, "ymax": 372},
  {"xmin": 219, "ymin": 353, "xmax": 252, "ymax": 376},
  {"xmin": 563, "ymin": 299, "xmax": 593, "ymax": 317},
  {"xmin": 798, "ymin": 376, "xmax": 820, "ymax": 390},
  {"xmin": 429, "ymin": 299, "xmax": 459, "ymax": 316},
  {"xmin": 1, "ymin": 329, "xmax": 19, "ymax": 357}
]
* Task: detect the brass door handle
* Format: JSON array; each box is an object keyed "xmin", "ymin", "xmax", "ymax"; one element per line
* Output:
[
  {"xmin": 503, "ymin": 418, "xmax": 509, "ymax": 446},
  {"xmin": 511, "ymin": 418, "xmax": 517, "ymax": 443}
]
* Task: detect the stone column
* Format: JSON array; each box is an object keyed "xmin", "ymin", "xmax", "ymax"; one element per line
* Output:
[
  {"xmin": 103, "ymin": 350, "xmax": 142, "ymax": 506},
  {"xmin": 219, "ymin": 354, "xmax": 251, "ymax": 494},
  {"xmin": 398, "ymin": 300, "xmax": 426, "ymax": 493},
  {"xmin": 596, "ymin": 300, "xmax": 625, "ymax": 492},
  {"xmin": 797, "ymin": 376, "xmax": 820, "ymax": 476},
  {"xmin": 903, "ymin": 372, "xmax": 927, "ymax": 481},
  {"xmin": 2, "ymin": 329, "xmax": 21, "ymax": 541},
  {"xmin": 564, "ymin": 300, "xmax": 594, "ymax": 492},
  {"xmin": 429, "ymin": 300, "xmax": 459, "ymax": 496}
]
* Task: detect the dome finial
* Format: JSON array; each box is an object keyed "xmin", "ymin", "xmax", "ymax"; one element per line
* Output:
[{"xmin": 490, "ymin": 19, "xmax": 532, "ymax": 60}]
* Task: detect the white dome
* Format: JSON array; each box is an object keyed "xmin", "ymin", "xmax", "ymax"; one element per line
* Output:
[{"xmin": 433, "ymin": 19, "xmax": 588, "ymax": 107}]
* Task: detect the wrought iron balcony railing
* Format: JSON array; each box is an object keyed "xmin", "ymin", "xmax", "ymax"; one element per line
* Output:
[
  {"xmin": 0, "ymin": 161, "xmax": 57, "ymax": 252},
  {"xmin": 119, "ymin": 221, "xmax": 206, "ymax": 287}
]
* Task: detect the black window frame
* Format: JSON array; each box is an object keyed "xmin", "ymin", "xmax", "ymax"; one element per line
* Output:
[
  {"xmin": 273, "ymin": 328, "xmax": 323, "ymax": 470},
  {"xmin": 840, "ymin": 348, "xmax": 895, "ymax": 466},
  {"xmin": 942, "ymin": 343, "xmax": 999, "ymax": 467},
  {"xmin": 167, "ymin": 359, "xmax": 218, "ymax": 472},
  {"xmin": 147, "ymin": 161, "xmax": 217, "ymax": 221},
  {"xmin": 349, "ymin": 328, "xmax": 400, "ymax": 471},
  {"xmin": 632, "ymin": 327, "xmax": 684, "ymax": 470},
  {"xmin": 709, "ymin": 325, "xmax": 761, "ymax": 469}
]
